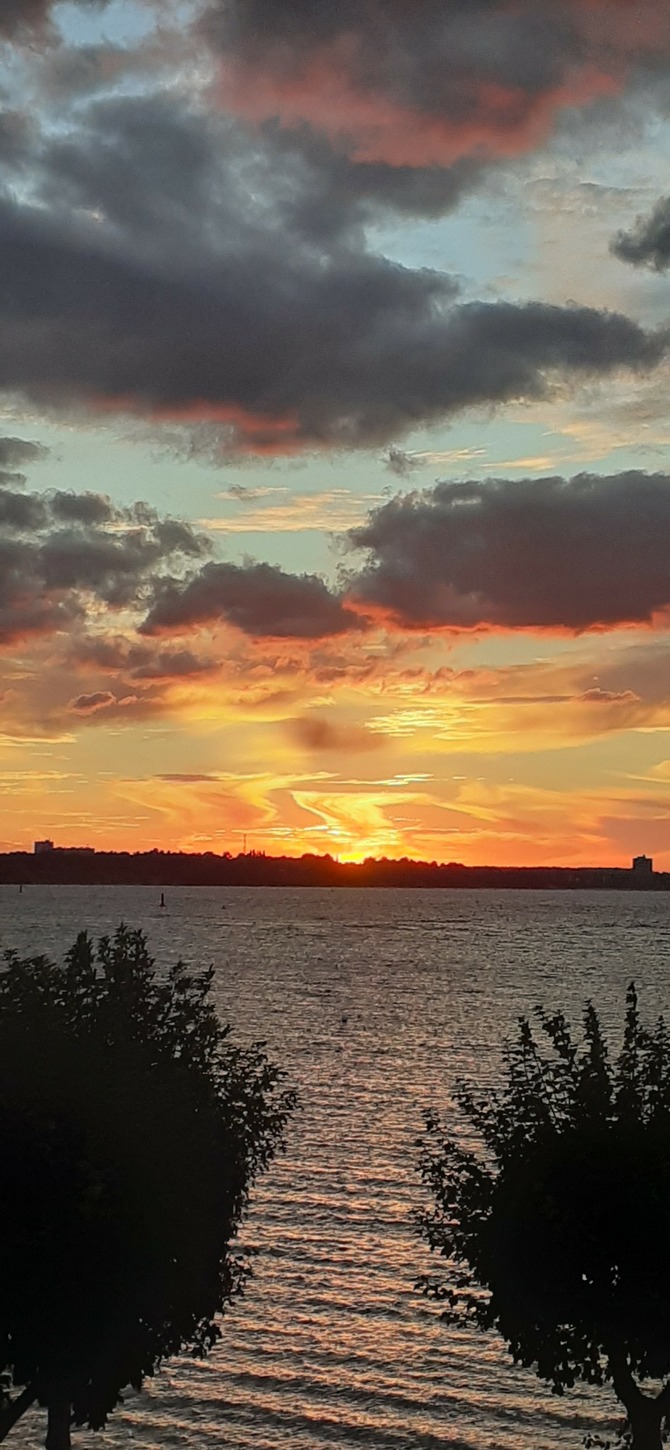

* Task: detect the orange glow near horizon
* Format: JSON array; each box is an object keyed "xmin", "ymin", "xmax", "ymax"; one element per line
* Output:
[{"xmin": 3, "ymin": 615, "xmax": 670, "ymax": 871}]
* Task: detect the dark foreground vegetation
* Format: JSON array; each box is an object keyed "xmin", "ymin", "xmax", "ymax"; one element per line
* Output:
[
  {"xmin": 1, "ymin": 924, "xmax": 669, "ymax": 1450},
  {"xmin": 1, "ymin": 850, "xmax": 668, "ymax": 890},
  {"xmin": 419, "ymin": 986, "xmax": 670, "ymax": 1450},
  {"xmin": 0, "ymin": 927, "xmax": 295, "ymax": 1449}
]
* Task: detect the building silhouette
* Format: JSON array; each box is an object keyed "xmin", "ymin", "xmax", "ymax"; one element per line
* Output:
[{"xmin": 632, "ymin": 854, "xmax": 654, "ymax": 876}]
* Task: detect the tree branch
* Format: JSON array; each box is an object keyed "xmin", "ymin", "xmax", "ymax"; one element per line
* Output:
[
  {"xmin": 608, "ymin": 1348, "xmax": 647, "ymax": 1413},
  {"xmin": 0, "ymin": 1383, "xmax": 39, "ymax": 1443}
]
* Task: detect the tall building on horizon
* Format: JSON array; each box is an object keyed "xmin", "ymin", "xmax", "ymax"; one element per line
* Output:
[{"xmin": 632, "ymin": 854, "xmax": 654, "ymax": 876}]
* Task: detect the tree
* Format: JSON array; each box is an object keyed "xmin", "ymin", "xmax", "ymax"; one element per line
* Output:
[
  {"xmin": 0, "ymin": 925, "xmax": 296, "ymax": 1450},
  {"xmin": 418, "ymin": 985, "xmax": 670, "ymax": 1450}
]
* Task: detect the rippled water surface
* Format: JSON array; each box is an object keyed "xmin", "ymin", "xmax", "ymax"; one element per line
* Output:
[{"xmin": 1, "ymin": 885, "xmax": 669, "ymax": 1450}]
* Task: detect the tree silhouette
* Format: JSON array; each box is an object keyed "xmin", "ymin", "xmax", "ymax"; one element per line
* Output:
[
  {"xmin": 0, "ymin": 925, "xmax": 296, "ymax": 1449},
  {"xmin": 418, "ymin": 985, "xmax": 670, "ymax": 1450}
]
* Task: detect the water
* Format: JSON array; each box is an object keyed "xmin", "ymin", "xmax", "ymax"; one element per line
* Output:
[{"xmin": 1, "ymin": 885, "xmax": 669, "ymax": 1450}]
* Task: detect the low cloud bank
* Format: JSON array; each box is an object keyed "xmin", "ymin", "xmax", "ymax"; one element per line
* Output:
[{"xmin": 348, "ymin": 471, "xmax": 670, "ymax": 630}]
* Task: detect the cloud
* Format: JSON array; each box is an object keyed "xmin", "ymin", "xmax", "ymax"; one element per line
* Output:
[
  {"xmin": 203, "ymin": 0, "xmax": 670, "ymax": 167},
  {"xmin": 347, "ymin": 471, "xmax": 670, "ymax": 631},
  {"xmin": 0, "ymin": 490, "xmax": 49, "ymax": 531},
  {"xmin": 0, "ymin": 186, "xmax": 663, "ymax": 445},
  {"xmin": 142, "ymin": 560, "xmax": 365, "ymax": 640},
  {"xmin": 0, "ymin": 433, "xmax": 49, "ymax": 491},
  {"xmin": 158, "ymin": 774, "xmax": 220, "ymax": 784},
  {"xmin": 384, "ymin": 447, "xmax": 418, "ymax": 478},
  {"xmin": 70, "ymin": 690, "xmax": 120, "ymax": 715},
  {"xmin": 65, "ymin": 634, "xmax": 218, "ymax": 680},
  {"xmin": 0, "ymin": 92, "xmax": 664, "ymax": 451},
  {"xmin": 384, "ymin": 444, "xmax": 488, "ymax": 475},
  {"xmin": 0, "ymin": 486, "xmax": 210, "ymax": 646},
  {"xmin": 578, "ymin": 687, "xmax": 640, "ymax": 704},
  {"xmin": 202, "ymin": 489, "xmax": 380, "ymax": 533},
  {"xmin": 0, "ymin": 538, "xmax": 82, "ymax": 644},
  {"xmin": 0, "ymin": 0, "xmax": 114, "ymax": 41},
  {"xmin": 67, "ymin": 688, "xmax": 154, "ymax": 723},
  {"xmin": 612, "ymin": 196, "xmax": 670, "ymax": 271},
  {"xmin": 0, "ymin": 435, "xmax": 48, "ymax": 469},
  {"xmin": 288, "ymin": 715, "xmax": 384, "ymax": 753},
  {"xmin": 38, "ymin": 516, "xmax": 205, "ymax": 607},
  {"xmin": 35, "ymin": 88, "xmax": 485, "ymax": 258},
  {"xmin": 577, "ymin": 640, "xmax": 670, "ymax": 708},
  {"xmin": 0, "ymin": 0, "xmax": 55, "ymax": 37}
]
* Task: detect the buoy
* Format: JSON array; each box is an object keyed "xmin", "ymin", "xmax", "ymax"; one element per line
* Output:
[
  {"xmin": 160, "ymin": 892, "xmax": 166, "ymax": 909},
  {"xmin": 18, "ymin": 884, "xmax": 22, "ymax": 895}
]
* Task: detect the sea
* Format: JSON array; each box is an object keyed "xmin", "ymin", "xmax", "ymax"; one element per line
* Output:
[{"xmin": 1, "ymin": 884, "xmax": 668, "ymax": 1450}]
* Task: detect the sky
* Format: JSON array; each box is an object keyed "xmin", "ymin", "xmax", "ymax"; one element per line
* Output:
[{"xmin": 4, "ymin": 0, "xmax": 670, "ymax": 865}]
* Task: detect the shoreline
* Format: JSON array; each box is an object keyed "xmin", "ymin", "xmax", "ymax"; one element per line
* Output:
[{"xmin": 1, "ymin": 851, "xmax": 667, "ymax": 891}]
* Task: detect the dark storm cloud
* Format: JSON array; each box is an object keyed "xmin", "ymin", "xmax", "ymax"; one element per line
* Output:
[
  {"xmin": 35, "ymin": 500, "xmax": 208, "ymax": 607},
  {"xmin": 0, "ymin": 488, "xmax": 210, "ymax": 645},
  {"xmin": 38, "ymin": 95, "xmax": 221, "ymax": 243},
  {"xmin": 0, "ymin": 0, "xmax": 53, "ymax": 36},
  {"xmin": 347, "ymin": 472, "xmax": 670, "ymax": 631},
  {"xmin": 40, "ymin": 92, "xmax": 483, "ymax": 242},
  {"xmin": 0, "ymin": 0, "xmax": 110, "ymax": 39},
  {"xmin": 0, "ymin": 111, "xmax": 34, "ymax": 168},
  {"xmin": 0, "ymin": 490, "xmax": 49, "ymax": 530},
  {"xmin": 48, "ymin": 492, "xmax": 114, "ymax": 525},
  {"xmin": 0, "ymin": 0, "xmax": 103, "ymax": 41},
  {"xmin": 39, "ymin": 531, "xmax": 170, "ymax": 605},
  {"xmin": 142, "ymin": 561, "xmax": 365, "ymax": 640},
  {"xmin": 0, "ymin": 91, "xmax": 661, "ymax": 449},
  {"xmin": 612, "ymin": 197, "xmax": 670, "ymax": 271},
  {"xmin": 203, "ymin": 0, "xmax": 670, "ymax": 164},
  {"xmin": 0, "ymin": 537, "xmax": 82, "ymax": 643},
  {"xmin": 258, "ymin": 121, "xmax": 486, "ymax": 241},
  {"xmin": 0, "ymin": 181, "xmax": 663, "ymax": 447}
]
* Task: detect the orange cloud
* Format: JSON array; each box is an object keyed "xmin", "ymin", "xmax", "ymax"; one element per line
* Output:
[
  {"xmin": 88, "ymin": 398, "xmax": 302, "ymax": 454},
  {"xmin": 220, "ymin": 59, "xmax": 621, "ymax": 167},
  {"xmin": 70, "ymin": 691, "xmax": 139, "ymax": 716},
  {"xmin": 211, "ymin": 0, "xmax": 670, "ymax": 174}
]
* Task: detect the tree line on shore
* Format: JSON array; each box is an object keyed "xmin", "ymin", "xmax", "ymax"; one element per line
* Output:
[
  {"xmin": 1, "ymin": 850, "xmax": 666, "ymax": 890},
  {"xmin": 0, "ymin": 928, "xmax": 668, "ymax": 1450}
]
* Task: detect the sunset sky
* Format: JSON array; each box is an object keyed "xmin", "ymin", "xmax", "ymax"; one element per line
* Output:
[{"xmin": 4, "ymin": 0, "xmax": 670, "ymax": 865}]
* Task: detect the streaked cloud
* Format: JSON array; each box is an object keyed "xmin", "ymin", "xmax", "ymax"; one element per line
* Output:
[{"xmin": 202, "ymin": 490, "xmax": 382, "ymax": 533}]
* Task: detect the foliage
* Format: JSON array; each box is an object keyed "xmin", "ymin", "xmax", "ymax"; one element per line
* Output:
[
  {"xmin": 417, "ymin": 985, "xmax": 670, "ymax": 1445},
  {"xmin": 0, "ymin": 925, "xmax": 296, "ymax": 1440}
]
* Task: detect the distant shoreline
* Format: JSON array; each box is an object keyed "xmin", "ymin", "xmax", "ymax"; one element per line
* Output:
[{"xmin": 1, "ymin": 851, "xmax": 667, "ymax": 891}]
